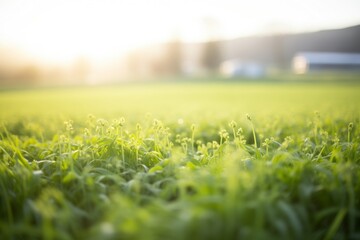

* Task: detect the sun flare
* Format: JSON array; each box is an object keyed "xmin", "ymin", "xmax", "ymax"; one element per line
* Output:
[
  {"xmin": 1, "ymin": 1, "xmax": 177, "ymax": 64},
  {"xmin": 1, "ymin": 0, "xmax": 360, "ymax": 65}
]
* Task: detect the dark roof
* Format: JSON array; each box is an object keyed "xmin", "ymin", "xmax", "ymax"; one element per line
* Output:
[{"xmin": 295, "ymin": 52, "xmax": 360, "ymax": 65}]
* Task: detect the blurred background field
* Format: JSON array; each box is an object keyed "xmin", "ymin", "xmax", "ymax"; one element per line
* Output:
[{"xmin": 1, "ymin": 76, "xmax": 359, "ymax": 124}]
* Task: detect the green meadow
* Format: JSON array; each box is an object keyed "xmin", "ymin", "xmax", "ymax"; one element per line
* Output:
[{"xmin": 0, "ymin": 80, "xmax": 359, "ymax": 239}]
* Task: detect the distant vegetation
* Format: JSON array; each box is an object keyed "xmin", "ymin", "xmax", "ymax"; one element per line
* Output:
[{"xmin": 1, "ymin": 24, "xmax": 359, "ymax": 86}]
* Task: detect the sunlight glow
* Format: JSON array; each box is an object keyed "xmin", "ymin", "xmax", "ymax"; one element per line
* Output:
[
  {"xmin": 0, "ymin": 0, "xmax": 359, "ymax": 83},
  {"xmin": 1, "ymin": 0, "xmax": 360, "ymax": 64}
]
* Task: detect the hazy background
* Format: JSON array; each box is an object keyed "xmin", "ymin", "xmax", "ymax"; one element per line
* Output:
[{"xmin": 1, "ymin": 0, "xmax": 360, "ymax": 86}]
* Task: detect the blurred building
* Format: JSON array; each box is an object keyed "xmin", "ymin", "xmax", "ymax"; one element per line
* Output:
[
  {"xmin": 219, "ymin": 25, "xmax": 360, "ymax": 73},
  {"xmin": 219, "ymin": 59, "xmax": 265, "ymax": 78},
  {"xmin": 292, "ymin": 52, "xmax": 360, "ymax": 74}
]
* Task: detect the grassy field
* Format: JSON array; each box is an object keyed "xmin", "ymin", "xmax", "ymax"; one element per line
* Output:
[{"xmin": 0, "ymin": 80, "xmax": 360, "ymax": 239}]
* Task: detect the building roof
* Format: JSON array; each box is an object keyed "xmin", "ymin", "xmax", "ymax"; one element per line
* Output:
[{"xmin": 295, "ymin": 52, "xmax": 360, "ymax": 65}]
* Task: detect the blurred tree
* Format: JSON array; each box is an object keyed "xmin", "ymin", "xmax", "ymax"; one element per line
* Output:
[
  {"xmin": 16, "ymin": 65, "xmax": 41, "ymax": 85},
  {"xmin": 271, "ymin": 34, "xmax": 286, "ymax": 70},
  {"xmin": 73, "ymin": 57, "xmax": 90, "ymax": 84},
  {"xmin": 126, "ymin": 51, "xmax": 142, "ymax": 78},
  {"xmin": 201, "ymin": 17, "xmax": 221, "ymax": 73},
  {"xmin": 202, "ymin": 40, "xmax": 221, "ymax": 72},
  {"xmin": 165, "ymin": 38, "xmax": 182, "ymax": 75}
]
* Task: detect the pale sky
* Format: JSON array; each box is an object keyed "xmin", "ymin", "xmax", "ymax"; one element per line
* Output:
[{"xmin": 1, "ymin": 0, "xmax": 360, "ymax": 63}]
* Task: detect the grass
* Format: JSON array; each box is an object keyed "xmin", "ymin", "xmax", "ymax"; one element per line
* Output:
[{"xmin": 0, "ymin": 80, "xmax": 360, "ymax": 239}]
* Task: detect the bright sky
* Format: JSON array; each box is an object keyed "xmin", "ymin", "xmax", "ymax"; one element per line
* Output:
[{"xmin": 1, "ymin": 0, "xmax": 360, "ymax": 63}]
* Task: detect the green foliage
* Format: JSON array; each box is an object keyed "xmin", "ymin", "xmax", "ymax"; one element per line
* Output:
[{"xmin": 0, "ymin": 82, "xmax": 360, "ymax": 239}]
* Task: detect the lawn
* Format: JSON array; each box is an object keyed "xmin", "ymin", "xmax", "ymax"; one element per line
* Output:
[{"xmin": 0, "ymin": 80, "xmax": 359, "ymax": 239}]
